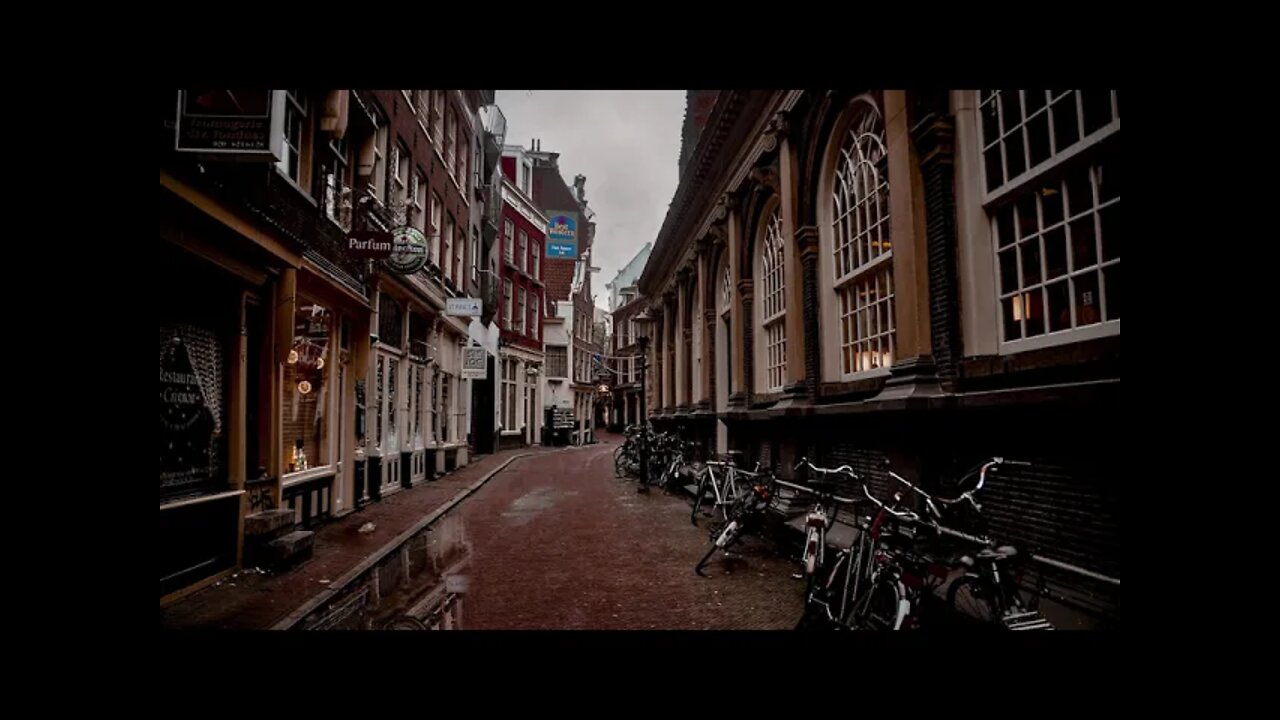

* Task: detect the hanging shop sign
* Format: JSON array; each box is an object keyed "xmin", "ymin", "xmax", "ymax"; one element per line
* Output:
[
  {"xmin": 174, "ymin": 89, "xmax": 286, "ymax": 159},
  {"xmin": 462, "ymin": 346, "xmax": 488, "ymax": 380},
  {"xmin": 446, "ymin": 297, "xmax": 482, "ymax": 317},
  {"xmin": 384, "ymin": 226, "xmax": 429, "ymax": 274},
  {"xmin": 546, "ymin": 212, "xmax": 578, "ymax": 258},
  {"xmin": 346, "ymin": 230, "xmax": 394, "ymax": 259}
]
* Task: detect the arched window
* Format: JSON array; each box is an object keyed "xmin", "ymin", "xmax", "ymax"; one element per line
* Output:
[
  {"xmin": 824, "ymin": 98, "xmax": 894, "ymax": 378},
  {"xmin": 758, "ymin": 208, "xmax": 787, "ymax": 392}
]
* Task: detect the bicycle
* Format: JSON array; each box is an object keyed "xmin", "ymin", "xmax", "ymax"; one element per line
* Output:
[
  {"xmin": 690, "ymin": 452, "xmax": 762, "ymax": 525},
  {"xmin": 694, "ymin": 473, "xmax": 776, "ymax": 577}
]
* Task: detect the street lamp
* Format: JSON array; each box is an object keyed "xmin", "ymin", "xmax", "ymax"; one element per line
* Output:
[{"xmin": 632, "ymin": 308, "xmax": 653, "ymax": 494}]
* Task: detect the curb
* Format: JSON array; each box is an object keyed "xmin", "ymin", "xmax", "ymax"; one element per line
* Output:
[{"xmin": 270, "ymin": 447, "xmax": 566, "ymax": 630}]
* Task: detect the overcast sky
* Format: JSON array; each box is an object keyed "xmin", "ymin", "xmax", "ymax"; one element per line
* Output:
[{"xmin": 495, "ymin": 90, "xmax": 685, "ymax": 313}]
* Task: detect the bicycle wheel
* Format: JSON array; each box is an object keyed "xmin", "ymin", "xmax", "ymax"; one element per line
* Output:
[
  {"xmin": 613, "ymin": 445, "xmax": 626, "ymax": 478},
  {"xmin": 849, "ymin": 577, "xmax": 904, "ymax": 630},
  {"xmin": 690, "ymin": 473, "xmax": 710, "ymax": 524},
  {"xmin": 946, "ymin": 574, "xmax": 1001, "ymax": 626}
]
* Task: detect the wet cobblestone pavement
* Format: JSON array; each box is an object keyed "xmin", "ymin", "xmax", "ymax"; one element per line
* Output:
[{"xmin": 458, "ymin": 437, "xmax": 804, "ymax": 629}]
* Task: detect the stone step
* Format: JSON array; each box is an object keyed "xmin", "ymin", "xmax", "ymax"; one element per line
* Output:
[
  {"xmin": 245, "ymin": 509, "xmax": 296, "ymax": 540},
  {"xmin": 265, "ymin": 530, "xmax": 315, "ymax": 568}
]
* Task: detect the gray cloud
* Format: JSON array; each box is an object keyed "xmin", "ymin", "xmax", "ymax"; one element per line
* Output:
[{"xmin": 495, "ymin": 90, "xmax": 684, "ymax": 312}]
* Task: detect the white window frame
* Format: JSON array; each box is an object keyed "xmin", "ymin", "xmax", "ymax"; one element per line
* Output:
[
  {"xmin": 517, "ymin": 287, "xmax": 527, "ymax": 335},
  {"xmin": 446, "ymin": 107, "xmax": 458, "ymax": 181},
  {"xmin": 963, "ymin": 90, "xmax": 1120, "ymax": 356},
  {"xmin": 756, "ymin": 208, "xmax": 787, "ymax": 393},
  {"xmin": 818, "ymin": 95, "xmax": 895, "ymax": 382},
  {"xmin": 503, "ymin": 279, "xmax": 513, "ymax": 329},
  {"xmin": 518, "ymin": 229, "xmax": 528, "ymax": 273},
  {"xmin": 443, "ymin": 213, "xmax": 455, "ymax": 284},
  {"xmin": 278, "ymin": 90, "xmax": 309, "ymax": 187},
  {"xmin": 430, "ymin": 193, "xmax": 443, "ymax": 268},
  {"xmin": 503, "ymin": 220, "xmax": 515, "ymax": 265}
]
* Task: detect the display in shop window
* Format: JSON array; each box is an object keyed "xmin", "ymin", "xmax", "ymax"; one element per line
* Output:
[
  {"xmin": 160, "ymin": 325, "xmax": 225, "ymax": 494},
  {"xmin": 285, "ymin": 303, "xmax": 331, "ymax": 473}
]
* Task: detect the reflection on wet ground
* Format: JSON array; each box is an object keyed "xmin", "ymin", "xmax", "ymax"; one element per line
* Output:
[{"xmin": 299, "ymin": 513, "xmax": 471, "ymax": 630}]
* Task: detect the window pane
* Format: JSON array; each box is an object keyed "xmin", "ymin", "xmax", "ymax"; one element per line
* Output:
[
  {"xmin": 1070, "ymin": 215, "xmax": 1098, "ymax": 269},
  {"xmin": 1027, "ymin": 111, "xmax": 1051, "ymax": 167},
  {"xmin": 1005, "ymin": 129, "xmax": 1027, "ymax": 180},
  {"xmin": 1101, "ymin": 204, "xmax": 1120, "ymax": 261},
  {"xmin": 1016, "ymin": 193, "xmax": 1039, "ymax": 239},
  {"xmin": 984, "ymin": 145, "xmax": 1004, "ymax": 192},
  {"xmin": 1020, "ymin": 239, "xmax": 1042, "ymax": 286},
  {"xmin": 1098, "ymin": 145, "xmax": 1120, "ymax": 202},
  {"xmin": 1081, "ymin": 89, "xmax": 1113, "ymax": 135},
  {"xmin": 1047, "ymin": 280, "xmax": 1071, "ymax": 332},
  {"xmin": 981, "ymin": 95, "xmax": 1000, "ymax": 142},
  {"xmin": 996, "ymin": 204, "xmax": 1016, "ymax": 247},
  {"xmin": 1103, "ymin": 264, "xmax": 1121, "ymax": 321},
  {"xmin": 999, "ymin": 90, "xmax": 1021, "ymax": 132},
  {"xmin": 1052, "ymin": 92, "xmax": 1080, "ymax": 151},
  {"xmin": 1002, "ymin": 295, "xmax": 1023, "ymax": 341},
  {"xmin": 1044, "ymin": 226, "xmax": 1068, "ymax": 280},
  {"xmin": 1073, "ymin": 271, "xmax": 1102, "ymax": 327},
  {"xmin": 1066, "ymin": 164, "xmax": 1094, "ymax": 217},
  {"xmin": 1024, "ymin": 89, "xmax": 1048, "ymax": 116},
  {"xmin": 1041, "ymin": 183, "xmax": 1064, "ymax": 228},
  {"xmin": 1023, "ymin": 291, "xmax": 1045, "ymax": 338}
]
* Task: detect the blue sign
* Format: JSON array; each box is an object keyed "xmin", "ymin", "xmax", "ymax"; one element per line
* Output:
[{"xmin": 546, "ymin": 213, "xmax": 577, "ymax": 258}]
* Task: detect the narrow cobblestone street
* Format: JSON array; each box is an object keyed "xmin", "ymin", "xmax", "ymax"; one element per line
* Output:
[{"xmin": 458, "ymin": 435, "xmax": 803, "ymax": 629}]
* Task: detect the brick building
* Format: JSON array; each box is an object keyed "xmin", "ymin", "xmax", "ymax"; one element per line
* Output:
[
  {"xmin": 495, "ymin": 145, "xmax": 547, "ymax": 448},
  {"xmin": 528, "ymin": 141, "xmax": 600, "ymax": 445},
  {"xmin": 639, "ymin": 90, "xmax": 1121, "ymax": 627},
  {"xmin": 160, "ymin": 89, "xmax": 503, "ymax": 604}
]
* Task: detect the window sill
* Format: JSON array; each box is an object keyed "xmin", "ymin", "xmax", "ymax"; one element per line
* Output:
[
  {"xmin": 283, "ymin": 467, "xmax": 336, "ymax": 489},
  {"xmin": 996, "ymin": 320, "xmax": 1120, "ymax": 356},
  {"xmin": 160, "ymin": 489, "xmax": 244, "ymax": 512},
  {"xmin": 272, "ymin": 166, "xmax": 319, "ymax": 207}
]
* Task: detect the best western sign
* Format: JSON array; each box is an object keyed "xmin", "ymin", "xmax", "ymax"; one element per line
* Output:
[{"xmin": 546, "ymin": 212, "xmax": 578, "ymax": 258}]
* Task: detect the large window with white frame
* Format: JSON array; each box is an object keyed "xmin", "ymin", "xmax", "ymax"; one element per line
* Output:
[
  {"xmin": 516, "ymin": 286, "xmax": 527, "ymax": 335},
  {"xmin": 518, "ymin": 229, "xmax": 528, "ymax": 273},
  {"xmin": 503, "ymin": 279, "xmax": 513, "ymax": 329},
  {"xmin": 443, "ymin": 213, "xmax": 455, "ymax": 284},
  {"xmin": 822, "ymin": 98, "xmax": 895, "ymax": 379},
  {"xmin": 429, "ymin": 193, "xmax": 443, "ymax": 268},
  {"xmin": 279, "ymin": 90, "xmax": 312, "ymax": 187},
  {"xmin": 446, "ymin": 108, "xmax": 457, "ymax": 180},
  {"xmin": 978, "ymin": 90, "xmax": 1119, "ymax": 348},
  {"xmin": 454, "ymin": 223, "xmax": 465, "ymax": 286},
  {"xmin": 432, "ymin": 91, "xmax": 445, "ymax": 146},
  {"xmin": 757, "ymin": 208, "xmax": 787, "ymax": 392},
  {"xmin": 411, "ymin": 168, "xmax": 427, "ymax": 234},
  {"xmin": 393, "ymin": 141, "xmax": 409, "ymax": 210},
  {"xmin": 503, "ymin": 220, "xmax": 515, "ymax": 265},
  {"xmin": 500, "ymin": 358, "xmax": 517, "ymax": 431}
]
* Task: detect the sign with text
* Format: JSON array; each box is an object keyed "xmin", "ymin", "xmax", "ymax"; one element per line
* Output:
[
  {"xmin": 462, "ymin": 347, "xmax": 488, "ymax": 380},
  {"xmin": 345, "ymin": 230, "xmax": 394, "ymax": 259},
  {"xmin": 175, "ymin": 89, "xmax": 285, "ymax": 158},
  {"xmin": 384, "ymin": 226, "xmax": 429, "ymax": 274},
  {"xmin": 446, "ymin": 297, "xmax": 482, "ymax": 317},
  {"xmin": 546, "ymin": 212, "xmax": 578, "ymax": 258}
]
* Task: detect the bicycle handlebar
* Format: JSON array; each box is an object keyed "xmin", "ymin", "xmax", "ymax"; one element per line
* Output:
[
  {"xmin": 793, "ymin": 457, "xmax": 859, "ymax": 478},
  {"xmin": 772, "ymin": 477, "xmax": 859, "ymax": 505}
]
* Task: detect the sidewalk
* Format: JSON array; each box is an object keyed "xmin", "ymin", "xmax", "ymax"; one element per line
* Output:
[{"xmin": 161, "ymin": 444, "xmax": 561, "ymax": 630}]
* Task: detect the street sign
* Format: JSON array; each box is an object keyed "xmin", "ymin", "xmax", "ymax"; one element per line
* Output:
[{"xmin": 446, "ymin": 297, "xmax": 482, "ymax": 317}]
